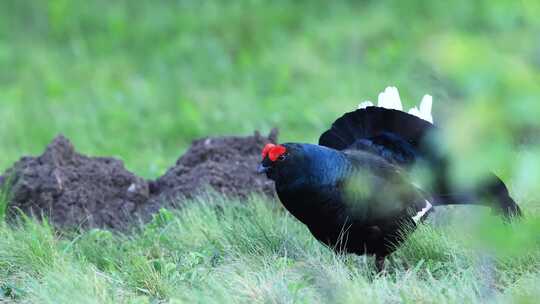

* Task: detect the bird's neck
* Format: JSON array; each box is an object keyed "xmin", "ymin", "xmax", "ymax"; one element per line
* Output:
[
  {"xmin": 277, "ymin": 145, "xmax": 350, "ymax": 191},
  {"xmin": 274, "ymin": 146, "xmax": 350, "ymax": 227}
]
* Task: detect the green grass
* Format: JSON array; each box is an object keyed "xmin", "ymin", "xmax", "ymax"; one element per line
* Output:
[
  {"xmin": 1, "ymin": 197, "xmax": 540, "ymax": 303},
  {"xmin": 0, "ymin": 181, "xmax": 9, "ymax": 223},
  {"xmin": 2, "ymin": 1, "xmax": 540, "ymax": 303}
]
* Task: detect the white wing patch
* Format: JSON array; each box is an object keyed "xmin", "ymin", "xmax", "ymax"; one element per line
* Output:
[
  {"xmin": 412, "ymin": 200, "xmax": 433, "ymax": 223},
  {"xmin": 358, "ymin": 86, "xmax": 434, "ymax": 123}
]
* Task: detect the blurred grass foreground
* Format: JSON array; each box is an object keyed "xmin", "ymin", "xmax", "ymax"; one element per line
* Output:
[{"xmin": 1, "ymin": 1, "xmax": 540, "ymax": 303}]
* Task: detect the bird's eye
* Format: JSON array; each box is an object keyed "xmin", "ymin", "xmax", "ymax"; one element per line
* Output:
[{"xmin": 277, "ymin": 153, "xmax": 287, "ymax": 161}]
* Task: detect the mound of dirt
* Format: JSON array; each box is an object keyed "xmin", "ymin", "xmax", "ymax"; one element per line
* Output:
[
  {"xmin": 0, "ymin": 131, "xmax": 278, "ymax": 229},
  {"xmin": 141, "ymin": 130, "xmax": 278, "ymax": 215},
  {"xmin": 150, "ymin": 131, "xmax": 278, "ymax": 201},
  {"xmin": 0, "ymin": 136, "xmax": 150, "ymax": 229}
]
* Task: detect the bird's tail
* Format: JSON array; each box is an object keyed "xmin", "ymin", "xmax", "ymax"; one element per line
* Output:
[
  {"xmin": 429, "ymin": 173, "xmax": 522, "ymax": 218},
  {"xmin": 319, "ymin": 106, "xmax": 522, "ymax": 219},
  {"xmin": 319, "ymin": 106, "xmax": 434, "ymax": 152}
]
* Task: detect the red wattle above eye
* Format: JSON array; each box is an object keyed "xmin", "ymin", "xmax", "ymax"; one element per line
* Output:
[
  {"xmin": 262, "ymin": 143, "xmax": 275, "ymax": 159},
  {"xmin": 261, "ymin": 144, "xmax": 286, "ymax": 162},
  {"xmin": 268, "ymin": 145, "xmax": 286, "ymax": 161}
]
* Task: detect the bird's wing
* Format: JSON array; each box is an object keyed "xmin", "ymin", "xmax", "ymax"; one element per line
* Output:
[
  {"xmin": 338, "ymin": 150, "xmax": 428, "ymax": 225},
  {"xmin": 321, "ymin": 106, "xmax": 521, "ymax": 220}
]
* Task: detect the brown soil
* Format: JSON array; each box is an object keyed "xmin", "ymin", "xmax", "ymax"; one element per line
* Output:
[{"xmin": 0, "ymin": 130, "xmax": 278, "ymax": 230}]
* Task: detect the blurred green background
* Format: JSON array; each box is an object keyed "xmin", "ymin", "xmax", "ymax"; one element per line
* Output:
[{"xmin": 1, "ymin": 0, "xmax": 539, "ymax": 188}]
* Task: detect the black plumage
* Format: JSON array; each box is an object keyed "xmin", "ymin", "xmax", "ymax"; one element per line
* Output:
[{"xmin": 259, "ymin": 106, "xmax": 521, "ymax": 270}]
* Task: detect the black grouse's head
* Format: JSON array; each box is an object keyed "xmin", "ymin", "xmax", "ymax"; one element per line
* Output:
[{"xmin": 257, "ymin": 143, "xmax": 306, "ymax": 182}]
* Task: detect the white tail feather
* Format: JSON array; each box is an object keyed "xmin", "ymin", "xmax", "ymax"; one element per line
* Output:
[
  {"xmin": 359, "ymin": 86, "xmax": 434, "ymax": 123},
  {"xmin": 358, "ymin": 101, "xmax": 374, "ymax": 109}
]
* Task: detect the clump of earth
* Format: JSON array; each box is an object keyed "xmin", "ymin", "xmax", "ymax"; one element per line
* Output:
[{"xmin": 0, "ymin": 130, "xmax": 278, "ymax": 230}]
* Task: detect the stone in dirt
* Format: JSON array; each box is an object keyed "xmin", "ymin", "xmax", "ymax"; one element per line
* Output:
[{"xmin": 0, "ymin": 130, "xmax": 278, "ymax": 230}]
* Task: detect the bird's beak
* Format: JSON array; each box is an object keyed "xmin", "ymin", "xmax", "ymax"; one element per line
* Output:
[{"xmin": 257, "ymin": 164, "xmax": 269, "ymax": 174}]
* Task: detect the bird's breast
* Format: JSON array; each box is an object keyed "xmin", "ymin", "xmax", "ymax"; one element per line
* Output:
[{"xmin": 276, "ymin": 183, "xmax": 349, "ymax": 229}]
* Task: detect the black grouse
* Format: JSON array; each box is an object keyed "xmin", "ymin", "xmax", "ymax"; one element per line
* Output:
[{"xmin": 258, "ymin": 106, "xmax": 521, "ymax": 270}]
